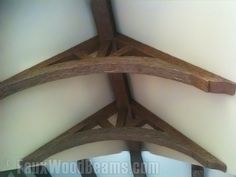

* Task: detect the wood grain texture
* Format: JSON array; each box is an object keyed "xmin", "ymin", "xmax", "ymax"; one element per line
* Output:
[
  {"xmin": 116, "ymin": 108, "xmax": 128, "ymax": 127},
  {"xmin": 110, "ymin": 40, "xmax": 146, "ymax": 177},
  {"xmin": 116, "ymin": 34, "xmax": 236, "ymax": 95},
  {"xmin": 97, "ymin": 42, "xmax": 131, "ymax": 127},
  {"xmin": 1, "ymin": 55, "xmax": 234, "ymax": 100},
  {"xmin": 21, "ymin": 127, "xmax": 226, "ymax": 172},
  {"xmin": 109, "ymin": 45, "xmax": 131, "ymax": 128},
  {"xmin": 92, "ymin": 0, "xmax": 132, "ymax": 128},
  {"xmin": 91, "ymin": 0, "xmax": 116, "ymax": 41},
  {"xmin": 97, "ymin": 41, "xmax": 111, "ymax": 57}
]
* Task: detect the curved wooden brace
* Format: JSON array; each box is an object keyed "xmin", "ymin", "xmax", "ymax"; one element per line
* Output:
[
  {"xmin": 21, "ymin": 127, "xmax": 226, "ymax": 172},
  {"xmin": 1, "ymin": 56, "xmax": 235, "ymax": 100}
]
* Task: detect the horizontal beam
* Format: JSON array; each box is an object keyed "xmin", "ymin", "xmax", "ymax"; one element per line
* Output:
[
  {"xmin": 1, "ymin": 55, "xmax": 235, "ymax": 100},
  {"xmin": 22, "ymin": 127, "xmax": 226, "ymax": 172}
]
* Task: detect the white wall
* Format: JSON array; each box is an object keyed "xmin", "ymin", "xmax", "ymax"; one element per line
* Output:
[
  {"xmin": 0, "ymin": 0, "xmax": 126, "ymax": 172},
  {"xmin": 112, "ymin": 0, "xmax": 236, "ymax": 175}
]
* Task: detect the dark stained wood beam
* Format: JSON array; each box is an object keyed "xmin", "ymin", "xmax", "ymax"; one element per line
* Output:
[
  {"xmin": 57, "ymin": 101, "xmax": 116, "ymax": 133},
  {"xmin": 109, "ymin": 45, "xmax": 131, "ymax": 127},
  {"xmin": 125, "ymin": 115, "xmax": 147, "ymax": 128},
  {"xmin": 109, "ymin": 73, "xmax": 130, "ymax": 110},
  {"xmin": 91, "ymin": 0, "xmax": 116, "ymax": 41},
  {"xmin": 92, "ymin": 0, "xmax": 131, "ymax": 128},
  {"xmin": 1, "ymin": 55, "xmax": 234, "ymax": 100},
  {"xmin": 111, "ymin": 43, "xmax": 140, "ymax": 177},
  {"xmin": 21, "ymin": 127, "xmax": 226, "ymax": 172},
  {"xmin": 1, "ymin": 0, "xmax": 234, "ymax": 100},
  {"xmin": 77, "ymin": 159, "xmax": 97, "ymax": 177},
  {"xmin": 96, "ymin": 40, "xmax": 131, "ymax": 127},
  {"xmin": 116, "ymin": 34, "xmax": 236, "ymax": 95},
  {"xmin": 112, "ymin": 46, "xmax": 134, "ymax": 56},
  {"xmin": 96, "ymin": 41, "xmax": 130, "ymax": 127},
  {"xmin": 97, "ymin": 41, "xmax": 111, "ymax": 57},
  {"xmin": 127, "ymin": 141, "xmax": 147, "ymax": 177},
  {"xmin": 0, "ymin": 36, "xmax": 99, "ymax": 100},
  {"xmin": 192, "ymin": 165, "xmax": 204, "ymax": 177},
  {"xmin": 116, "ymin": 108, "xmax": 128, "ymax": 127},
  {"xmin": 20, "ymin": 102, "xmax": 116, "ymax": 167}
]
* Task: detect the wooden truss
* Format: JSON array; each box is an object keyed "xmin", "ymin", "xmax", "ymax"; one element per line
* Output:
[{"xmin": 1, "ymin": 0, "xmax": 235, "ymax": 177}]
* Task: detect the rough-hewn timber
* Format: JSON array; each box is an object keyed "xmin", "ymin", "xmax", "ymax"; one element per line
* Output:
[
  {"xmin": 1, "ymin": 55, "xmax": 235, "ymax": 100},
  {"xmin": 22, "ymin": 127, "xmax": 226, "ymax": 172}
]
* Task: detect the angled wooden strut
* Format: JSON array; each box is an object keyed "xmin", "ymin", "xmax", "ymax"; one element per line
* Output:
[{"xmin": 1, "ymin": 0, "xmax": 233, "ymax": 175}]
